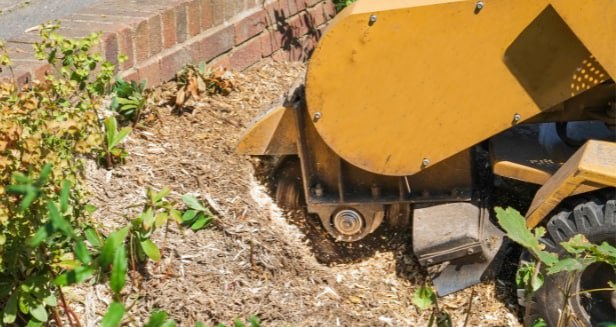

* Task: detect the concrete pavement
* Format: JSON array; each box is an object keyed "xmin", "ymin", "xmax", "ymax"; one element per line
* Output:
[{"xmin": 0, "ymin": 0, "xmax": 99, "ymax": 40}]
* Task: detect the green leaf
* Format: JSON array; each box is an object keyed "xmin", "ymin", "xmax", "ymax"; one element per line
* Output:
[
  {"xmin": 110, "ymin": 246, "xmax": 127, "ymax": 295},
  {"xmin": 26, "ymin": 320, "xmax": 43, "ymax": 327},
  {"xmin": 112, "ymin": 127, "xmax": 132, "ymax": 149},
  {"xmin": 161, "ymin": 320, "xmax": 176, "ymax": 327},
  {"xmin": 84, "ymin": 228, "xmax": 103, "ymax": 248},
  {"xmin": 412, "ymin": 285, "xmax": 435, "ymax": 310},
  {"xmin": 145, "ymin": 311, "xmax": 168, "ymax": 327},
  {"xmin": 532, "ymin": 318, "xmax": 547, "ymax": 327},
  {"xmin": 182, "ymin": 210, "xmax": 198, "ymax": 222},
  {"xmin": 141, "ymin": 208, "xmax": 155, "ymax": 230},
  {"xmin": 151, "ymin": 187, "xmax": 171, "ymax": 203},
  {"xmin": 48, "ymin": 201, "xmax": 75, "ymax": 238},
  {"xmin": 140, "ymin": 239, "xmax": 161, "ymax": 261},
  {"xmin": 195, "ymin": 322, "xmax": 206, "ymax": 327},
  {"xmin": 495, "ymin": 207, "xmax": 537, "ymax": 249},
  {"xmin": 29, "ymin": 222, "xmax": 54, "ymax": 247},
  {"xmin": 101, "ymin": 302, "xmax": 125, "ymax": 327},
  {"xmin": 2, "ymin": 291, "xmax": 18, "ymax": 324},
  {"xmin": 85, "ymin": 204, "xmax": 98, "ymax": 214},
  {"xmin": 36, "ymin": 164, "xmax": 53, "ymax": 187},
  {"xmin": 60, "ymin": 180, "xmax": 71, "ymax": 213},
  {"xmin": 29, "ymin": 304, "xmax": 48, "ymax": 322},
  {"xmin": 54, "ymin": 266, "xmax": 95, "ymax": 286},
  {"xmin": 42, "ymin": 294, "xmax": 57, "ymax": 307},
  {"xmin": 104, "ymin": 116, "xmax": 118, "ymax": 148},
  {"xmin": 495, "ymin": 207, "xmax": 558, "ymax": 266},
  {"xmin": 247, "ymin": 316, "xmax": 260, "ymax": 327},
  {"xmin": 191, "ymin": 214, "xmax": 212, "ymax": 231},
  {"xmin": 74, "ymin": 240, "xmax": 92, "ymax": 264},
  {"xmin": 181, "ymin": 194, "xmax": 207, "ymax": 211},
  {"xmin": 234, "ymin": 319, "xmax": 246, "ymax": 327},
  {"xmin": 100, "ymin": 226, "xmax": 129, "ymax": 266},
  {"xmin": 155, "ymin": 212, "xmax": 168, "ymax": 228},
  {"xmin": 547, "ymin": 257, "xmax": 595, "ymax": 274},
  {"xmin": 535, "ymin": 251, "xmax": 559, "ymax": 267},
  {"xmin": 561, "ymin": 234, "xmax": 591, "ymax": 254},
  {"xmin": 597, "ymin": 323, "xmax": 616, "ymax": 327}
]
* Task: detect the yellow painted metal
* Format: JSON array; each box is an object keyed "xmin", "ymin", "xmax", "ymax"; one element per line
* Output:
[
  {"xmin": 306, "ymin": 0, "xmax": 615, "ymax": 176},
  {"xmin": 525, "ymin": 140, "xmax": 616, "ymax": 228},
  {"xmin": 490, "ymin": 130, "xmax": 598, "ymax": 195},
  {"xmin": 236, "ymin": 106, "xmax": 298, "ymax": 155}
]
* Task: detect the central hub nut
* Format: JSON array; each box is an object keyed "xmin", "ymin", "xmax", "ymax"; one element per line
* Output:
[{"xmin": 333, "ymin": 209, "xmax": 364, "ymax": 236}]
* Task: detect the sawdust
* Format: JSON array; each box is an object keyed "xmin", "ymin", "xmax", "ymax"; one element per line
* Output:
[{"xmin": 76, "ymin": 60, "xmax": 523, "ymax": 326}]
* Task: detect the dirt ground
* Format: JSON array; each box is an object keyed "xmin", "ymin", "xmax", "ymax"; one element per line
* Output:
[{"xmin": 74, "ymin": 60, "xmax": 523, "ymax": 326}]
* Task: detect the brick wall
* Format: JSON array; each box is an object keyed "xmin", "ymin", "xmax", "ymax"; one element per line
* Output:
[{"xmin": 1, "ymin": 0, "xmax": 336, "ymax": 87}]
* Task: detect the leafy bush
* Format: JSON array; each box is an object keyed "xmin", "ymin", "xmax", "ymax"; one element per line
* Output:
[
  {"xmin": 0, "ymin": 22, "xmax": 217, "ymax": 325},
  {"xmin": 0, "ymin": 22, "xmax": 113, "ymax": 324},
  {"xmin": 333, "ymin": 0, "xmax": 357, "ymax": 11}
]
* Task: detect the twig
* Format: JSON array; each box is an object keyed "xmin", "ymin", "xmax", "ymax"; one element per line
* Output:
[
  {"xmin": 463, "ymin": 288, "xmax": 476, "ymax": 327},
  {"xmin": 58, "ymin": 285, "xmax": 82, "ymax": 327},
  {"xmin": 52, "ymin": 308, "xmax": 64, "ymax": 327},
  {"xmin": 250, "ymin": 238, "xmax": 257, "ymax": 272},
  {"xmin": 193, "ymin": 175, "xmax": 226, "ymax": 219}
]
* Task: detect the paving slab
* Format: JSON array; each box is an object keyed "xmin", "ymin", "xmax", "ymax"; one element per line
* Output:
[{"xmin": 0, "ymin": 0, "xmax": 100, "ymax": 40}]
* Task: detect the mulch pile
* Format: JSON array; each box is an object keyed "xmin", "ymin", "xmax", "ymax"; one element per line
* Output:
[{"xmin": 74, "ymin": 60, "xmax": 522, "ymax": 326}]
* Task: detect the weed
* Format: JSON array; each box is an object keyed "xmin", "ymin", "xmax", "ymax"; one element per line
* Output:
[
  {"xmin": 111, "ymin": 77, "xmax": 148, "ymax": 124},
  {"xmin": 496, "ymin": 207, "xmax": 616, "ymax": 327},
  {"xmin": 101, "ymin": 115, "xmax": 131, "ymax": 168}
]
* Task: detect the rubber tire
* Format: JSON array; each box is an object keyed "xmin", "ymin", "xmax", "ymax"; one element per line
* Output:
[{"xmin": 523, "ymin": 190, "xmax": 616, "ymax": 327}]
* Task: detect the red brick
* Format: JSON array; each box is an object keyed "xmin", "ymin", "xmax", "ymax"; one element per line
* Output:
[
  {"xmin": 271, "ymin": 48, "xmax": 289, "ymax": 62},
  {"xmin": 304, "ymin": 0, "xmax": 322, "ymax": 7},
  {"xmin": 229, "ymin": 36, "xmax": 262, "ymax": 70},
  {"xmin": 116, "ymin": 27, "xmax": 135, "ymax": 70},
  {"xmin": 133, "ymin": 20, "xmax": 150, "ymax": 64},
  {"xmin": 211, "ymin": 0, "xmax": 225, "ymax": 25},
  {"xmin": 160, "ymin": 47, "xmax": 194, "ymax": 81},
  {"xmin": 323, "ymin": 0, "xmax": 336, "ymax": 19},
  {"xmin": 260, "ymin": 30, "xmax": 281, "ymax": 56},
  {"xmin": 200, "ymin": 0, "xmax": 214, "ymax": 29},
  {"xmin": 136, "ymin": 56, "xmax": 161, "ymax": 87},
  {"xmin": 287, "ymin": 12, "xmax": 310, "ymax": 36},
  {"xmin": 118, "ymin": 68, "xmax": 139, "ymax": 82},
  {"xmin": 224, "ymin": 0, "xmax": 244, "ymax": 21},
  {"xmin": 15, "ymin": 60, "xmax": 51, "ymax": 81},
  {"xmin": 5, "ymin": 42, "xmax": 37, "ymax": 61},
  {"xmin": 198, "ymin": 25, "xmax": 235, "ymax": 62},
  {"xmin": 186, "ymin": 0, "xmax": 201, "ymax": 37},
  {"xmin": 208, "ymin": 54, "xmax": 230, "ymax": 69},
  {"xmin": 264, "ymin": 0, "xmax": 289, "ymax": 26},
  {"xmin": 287, "ymin": 0, "xmax": 307, "ymax": 15},
  {"xmin": 176, "ymin": 2, "xmax": 189, "ymax": 43},
  {"xmin": 243, "ymin": 0, "xmax": 259, "ymax": 10},
  {"xmin": 0, "ymin": 67, "xmax": 31, "ymax": 86},
  {"xmin": 148, "ymin": 15, "xmax": 163, "ymax": 56},
  {"xmin": 307, "ymin": 2, "xmax": 327, "ymax": 28},
  {"xmin": 161, "ymin": 8, "xmax": 177, "ymax": 48},
  {"xmin": 234, "ymin": 9, "xmax": 267, "ymax": 45}
]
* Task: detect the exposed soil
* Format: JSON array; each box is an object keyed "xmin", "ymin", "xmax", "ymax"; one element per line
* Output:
[{"xmin": 74, "ymin": 60, "xmax": 523, "ymax": 326}]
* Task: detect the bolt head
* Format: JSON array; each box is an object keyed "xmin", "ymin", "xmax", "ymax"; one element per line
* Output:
[
  {"xmin": 513, "ymin": 113, "xmax": 521, "ymax": 122},
  {"xmin": 475, "ymin": 1, "xmax": 484, "ymax": 9},
  {"xmin": 369, "ymin": 15, "xmax": 377, "ymax": 23},
  {"xmin": 422, "ymin": 158, "xmax": 430, "ymax": 166},
  {"xmin": 313, "ymin": 112, "xmax": 321, "ymax": 121}
]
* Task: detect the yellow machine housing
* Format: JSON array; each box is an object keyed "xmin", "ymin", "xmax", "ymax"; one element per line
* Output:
[{"xmin": 237, "ymin": 0, "xmax": 616, "ymax": 312}]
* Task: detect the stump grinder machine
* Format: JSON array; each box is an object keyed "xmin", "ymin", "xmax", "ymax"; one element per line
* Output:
[{"xmin": 238, "ymin": 0, "xmax": 616, "ymax": 325}]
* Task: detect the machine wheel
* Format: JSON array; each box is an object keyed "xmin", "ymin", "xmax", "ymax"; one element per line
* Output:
[{"xmin": 522, "ymin": 190, "xmax": 616, "ymax": 327}]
